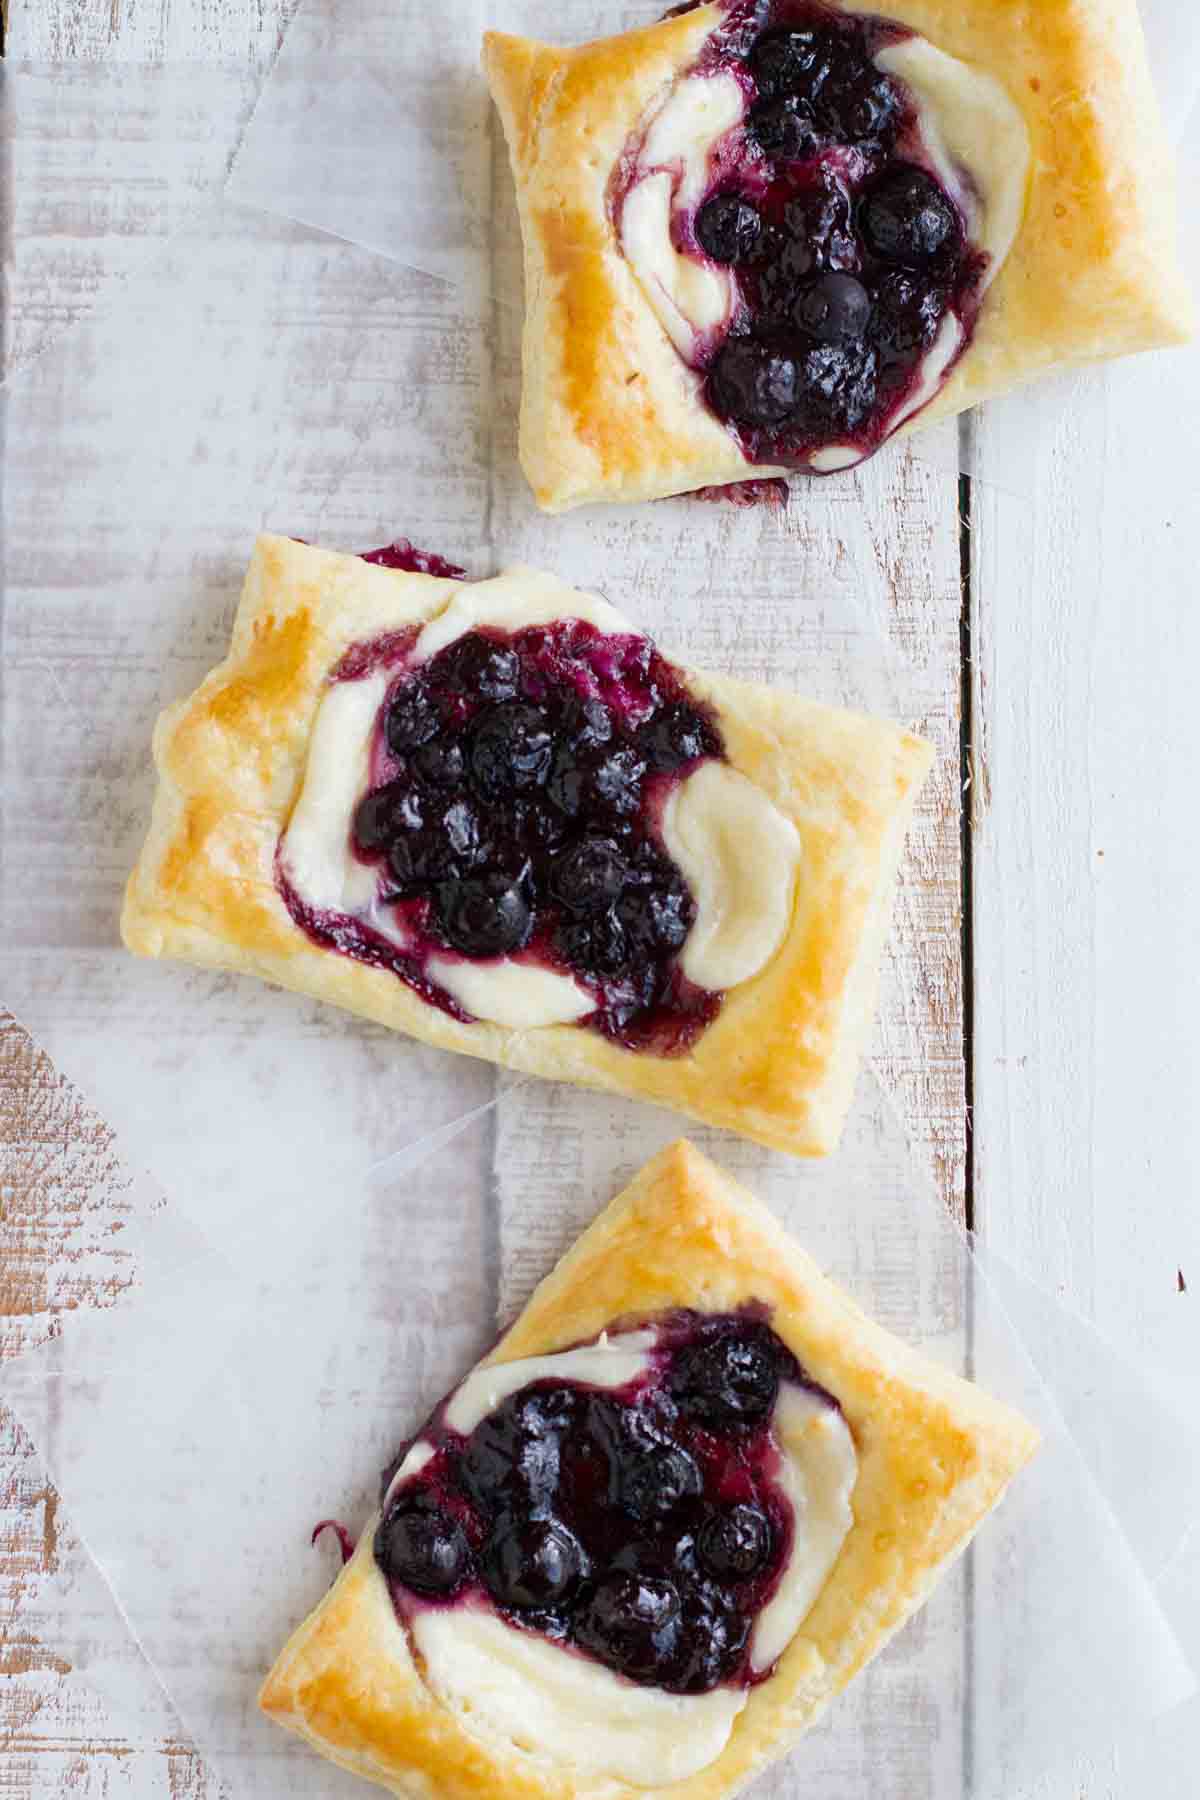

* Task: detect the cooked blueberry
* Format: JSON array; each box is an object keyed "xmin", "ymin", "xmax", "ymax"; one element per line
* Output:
[
  {"xmin": 708, "ymin": 339, "xmax": 800, "ymax": 428},
  {"xmin": 667, "ymin": 1598, "xmax": 750, "ymax": 1693},
  {"xmin": 374, "ymin": 1502, "xmax": 469, "ymax": 1596},
  {"xmin": 443, "ymin": 635, "xmax": 520, "ymax": 700},
  {"xmin": 819, "ymin": 68, "xmax": 900, "ymax": 143},
  {"xmin": 412, "ymin": 738, "xmax": 465, "ymax": 787},
  {"xmin": 469, "ymin": 702, "xmax": 554, "ymax": 798},
  {"xmin": 873, "ymin": 271, "xmax": 946, "ymax": 358},
  {"xmin": 441, "ymin": 798, "xmax": 489, "ymax": 866},
  {"xmin": 591, "ymin": 749, "xmax": 647, "ymax": 817},
  {"xmin": 353, "ymin": 785, "xmax": 401, "ymax": 852},
  {"xmin": 797, "ymin": 341, "xmax": 879, "ymax": 431},
  {"xmin": 616, "ymin": 885, "xmax": 691, "ymax": 958},
  {"xmin": 697, "ymin": 1504, "xmax": 772, "ymax": 1580},
  {"xmin": 387, "ymin": 819, "xmax": 463, "ymax": 889},
  {"xmin": 457, "ymin": 1399, "xmax": 567, "ymax": 1514},
  {"xmin": 545, "ymin": 743, "xmax": 587, "ymax": 818},
  {"xmin": 386, "ymin": 686, "xmax": 439, "ymax": 753},
  {"xmin": 550, "ymin": 839, "xmax": 629, "ymax": 913},
  {"xmin": 434, "ymin": 873, "xmax": 531, "ymax": 957},
  {"xmin": 575, "ymin": 1571, "xmax": 682, "ymax": 1682},
  {"xmin": 482, "ymin": 1517, "xmax": 588, "ymax": 1610},
  {"xmin": 769, "ymin": 178, "xmax": 859, "ymax": 293},
  {"xmin": 861, "ymin": 166, "xmax": 961, "ymax": 266},
  {"xmin": 562, "ymin": 696, "xmax": 612, "ymax": 755},
  {"xmin": 749, "ymin": 95, "xmax": 820, "ymax": 162},
  {"xmin": 695, "ymin": 194, "xmax": 762, "ymax": 265},
  {"xmin": 614, "ymin": 1444, "xmax": 702, "ymax": 1520},
  {"xmin": 794, "ymin": 272, "xmax": 871, "ymax": 343},
  {"xmin": 639, "ymin": 702, "xmax": 714, "ymax": 772},
  {"xmin": 558, "ymin": 908, "xmax": 630, "ymax": 979},
  {"xmin": 749, "ymin": 26, "xmax": 823, "ymax": 98},
  {"xmin": 672, "ymin": 1330, "xmax": 779, "ymax": 1429}
]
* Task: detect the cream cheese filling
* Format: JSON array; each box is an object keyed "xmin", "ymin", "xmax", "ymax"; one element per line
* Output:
[
  {"xmin": 619, "ymin": 29, "xmax": 1031, "ymax": 450},
  {"xmin": 619, "ymin": 73, "xmax": 745, "ymax": 359},
  {"xmin": 663, "ymin": 761, "xmax": 801, "ymax": 992},
  {"xmin": 389, "ymin": 1330, "xmax": 857, "ymax": 1787},
  {"xmin": 280, "ymin": 578, "xmax": 800, "ymax": 1025}
]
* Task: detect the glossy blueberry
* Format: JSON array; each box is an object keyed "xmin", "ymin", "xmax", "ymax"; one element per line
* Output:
[
  {"xmin": 667, "ymin": 1597, "xmax": 751, "ymax": 1693},
  {"xmin": 561, "ymin": 696, "xmax": 612, "ymax": 755},
  {"xmin": 697, "ymin": 1504, "xmax": 772, "ymax": 1580},
  {"xmin": 434, "ymin": 872, "xmax": 531, "ymax": 957},
  {"xmin": 353, "ymin": 784, "xmax": 402, "ymax": 852},
  {"xmin": 616, "ymin": 885, "xmax": 690, "ymax": 959},
  {"xmin": 672, "ymin": 1330, "xmax": 779, "ymax": 1429},
  {"xmin": 591, "ymin": 749, "xmax": 647, "ymax": 817},
  {"xmin": 387, "ymin": 833, "xmax": 442, "ymax": 890},
  {"xmin": 469, "ymin": 702, "xmax": 554, "ymax": 798},
  {"xmin": 794, "ymin": 272, "xmax": 872, "ymax": 343},
  {"xmin": 457, "ymin": 1390, "xmax": 574, "ymax": 1514},
  {"xmin": 558, "ymin": 908, "xmax": 630, "ymax": 980},
  {"xmin": 819, "ymin": 68, "xmax": 900, "ymax": 143},
  {"xmin": 639, "ymin": 703, "xmax": 714, "ymax": 772},
  {"xmin": 873, "ymin": 271, "xmax": 946, "ymax": 358},
  {"xmin": 575, "ymin": 1571, "xmax": 682, "ymax": 1683},
  {"xmin": 749, "ymin": 95, "xmax": 820, "ymax": 162},
  {"xmin": 412, "ymin": 738, "xmax": 466, "ymax": 787},
  {"xmin": 482, "ymin": 1517, "xmax": 588, "ymax": 1610},
  {"xmin": 797, "ymin": 341, "xmax": 879, "ymax": 431},
  {"xmin": 440, "ymin": 798, "xmax": 489, "ymax": 867},
  {"xmin": 545, "ymin": 743, "xmax": 587, "ymax": 818},
  {"xmin": 374, "ymin": 1502, "xmax": 469, "ymax": 1596},
  {"xmin": 442, "ymin": 636, "xmax": 520, "ymax": 700},
  {"xmin": 861, "ymin": 165, "xmax": 961, "ymax": 267},
  {"xmin": 749, "ymin": 26, "xmax": 824, "ymax": 98},
  {"xmin": 386, "ymin": 686, "xmax": 439, "ymax": 753},
  {"xmin": 549, "ymin": 838, "xmax": 629, "ymax": 914},
  {"xmin": 708, "ymin": 339, "xmax": 800, "ymax": 428},
  {"xmin": 613, "ymin": 1444, "xmax": 702, "ymax": 1520},
  {"xmin": 695, "ymin": 194, "xmax": 762, "ymax": 265}
]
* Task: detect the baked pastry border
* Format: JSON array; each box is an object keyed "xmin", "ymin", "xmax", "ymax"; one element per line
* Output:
[
  {"xmin": 484, "ymin": 0, "xmax": 1193, "ymax": 512},
  {"xmin": 122, "ymin": 534, "xmax": 933, "ymax": 1157},
  {"xmin": 260, "ymin": 1139, "xmax": 1040, "ymax": 1800}
]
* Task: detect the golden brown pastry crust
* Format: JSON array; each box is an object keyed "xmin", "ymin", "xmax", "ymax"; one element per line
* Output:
[
  {"xmin": 122, "ymin": 535, "xmax": 932, "ymax": 1157},
  {"xmin": 260, "ymin": 1140, "xmax": 1040, "ymax": 1800},
  {"xmin": 484, "ymin": 0, "xmax": 1194, "ymax": 513}
]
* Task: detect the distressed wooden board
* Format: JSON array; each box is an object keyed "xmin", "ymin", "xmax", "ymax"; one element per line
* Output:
[
  {"xmin": 2, "ymin": 4, "xmax": 966, "ymax": 1799},
  {"xmin": 968, "ymin": 236, "xmax": 1200, "ymax": 1800}
]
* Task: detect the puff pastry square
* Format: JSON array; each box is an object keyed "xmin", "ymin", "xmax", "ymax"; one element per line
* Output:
[
  {"xmin": 261, "ymin": 1139, "xmax": 1039, "ymax": 1800},
  {"xmin": 485, "ymin": 0, "xmax": 1193, "ymax": 511},
  {"xmin": 122, "ymin": 535, "xmax": 932, "ymax": 1156}
]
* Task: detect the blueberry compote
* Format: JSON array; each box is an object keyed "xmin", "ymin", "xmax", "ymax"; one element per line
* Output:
[
  {"xmin": 618, "ymin": 0, "xmax": 986, "ymax": 468},
  {"xmin": 374, "ymin": 1313, "xmax": 836, "ymax": 1695},
  {"xmin": 280, "ymin": 574, "xmax": 726, "ymax": 1053}
]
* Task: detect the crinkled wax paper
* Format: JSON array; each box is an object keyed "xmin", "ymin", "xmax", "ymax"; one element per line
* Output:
[{"xmin": 3, "ymin": 34, "xmax": 1200, "ymax": 1800}]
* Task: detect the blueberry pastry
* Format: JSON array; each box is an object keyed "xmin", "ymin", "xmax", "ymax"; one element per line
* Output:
[
  {"xmin": 260, "ymin": 1140, "xmax": 1039, "ymax": 1797},
  {"xmin": 484, "ymin": 0, "xmax": 1193, "ymax": 511},
  {"xmin": 122, "ymin": 536, "xmax": 931, "ymax": 1155}
]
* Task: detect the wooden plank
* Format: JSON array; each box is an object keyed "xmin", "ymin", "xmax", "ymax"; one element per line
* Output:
[{"xmin": 969, "ymin": 146, "xmax": 1200, "ymax": 1791}]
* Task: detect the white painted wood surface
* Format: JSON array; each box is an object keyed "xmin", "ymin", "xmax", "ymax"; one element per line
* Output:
[{"xmin": 7, "ymin": 0, "xmax": 1197, "ymax": 1796}]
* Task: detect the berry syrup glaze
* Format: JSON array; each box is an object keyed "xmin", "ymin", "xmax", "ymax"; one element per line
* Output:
[
  {"xmin": 374, "ymin": 1311, "xmax": 840, "ymax": 1696},
  {"xmin": 277, "ymin": 546, "xmax": 725, "ymax": 1054},
  {"xmin": 614, "ymin": 0, "xmax": 987, "ymax": 469}
]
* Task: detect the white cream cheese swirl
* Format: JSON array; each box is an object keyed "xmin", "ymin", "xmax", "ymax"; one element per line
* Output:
[
  {"xmin": 617, "ymin": 21, "xmax": 1031, "ymax": 459},
  {"xmin": 382, "ymin": 1328, "xmax": 857, "ymax": 1788},
  {"xmin": 279, "ymin": 572, "xmax": 800, "ymax": 1028}
]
